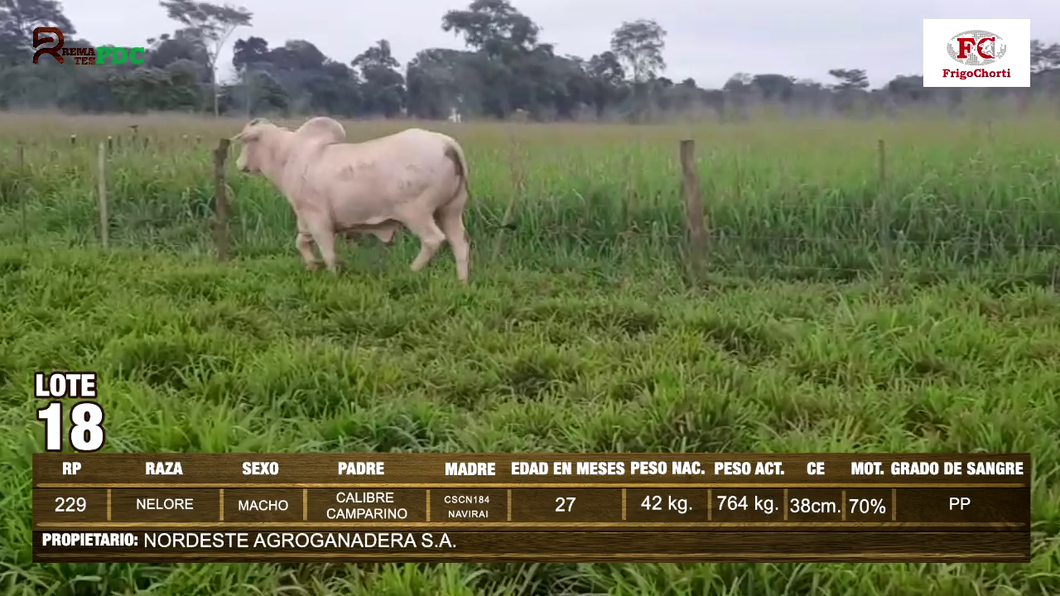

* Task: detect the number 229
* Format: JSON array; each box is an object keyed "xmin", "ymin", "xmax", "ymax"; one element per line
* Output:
[{"xmin": 55, "ymin": 496, "xmax": 87, "ymax": 513}]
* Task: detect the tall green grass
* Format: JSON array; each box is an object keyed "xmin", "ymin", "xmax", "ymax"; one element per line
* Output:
[
  {"xmin": 0, "ymin": 112, "xmax": 1057, "ymax": 595},
  {"xmin": 2, "ymin": 113, "xmax": 1059, "ymax": 281}
]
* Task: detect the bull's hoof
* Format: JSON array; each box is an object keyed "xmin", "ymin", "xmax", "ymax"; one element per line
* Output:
[{"xmin": 305, "ymin": 261, "xmax": 324, "ymax": 271}]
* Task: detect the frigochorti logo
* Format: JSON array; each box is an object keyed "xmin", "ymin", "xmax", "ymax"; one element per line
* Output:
[
  {"xmin": 941, "ymin": 28, "xmax": 1010, "ymax": 82},
  {"xmin": 922, "ymin": 19, "xmax": 1029, "ymax": 88},
  {"xmin": 947, "ymin": 30, "xmax": 1007, "ymax": 66}
]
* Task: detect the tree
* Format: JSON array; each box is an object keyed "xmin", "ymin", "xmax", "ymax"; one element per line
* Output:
[
  {"xmin": 231, "ymin": 35, "xmax": 267, "ymax": 73},
  {"xmin": 145, "ymin": 28, "xmax": 210, "ymax": 83},
  {"xmin": 827, "ymin": 68, "xmax": 869, "ymax": 116},
  {"xmin": 441, "ymin": 0, "xmax": 561, "ymax": 119},
  {"xmin": 1031, "ymin": 39, "xmax": 1060, "ymax": 74},
  {"xmin": 609, "ymin": 19, "xmax": 666, "ymax": 83},
  {"xmin": 231, "ymin": 35, "xmax": 271, "ymax": 115},
  {"xmin": 257, "ymin": 40, "xmax": 338, "ymax": 114},
  {"xmin": 406, "ymin": 48, "xmax": 478, "ymax": 118},
  {"xmin": 0, "ymin": 0, "xmax": 75, "ymax": 64},
  {"xmin": 587, "ymin": 51, "xmax": 624, "ymax": 85},
  {"xmin": 721, "ymin": 72, "xmax": 755, "ymax": 120},
  {"xmin": 584, "ymin": 51, "xmax": 625, "ymax": 117},
  {"xmin": 751, "ymin": 74, "xmax": 796, "ymax": 102},
  {"xmin": 268, "ymin": 39, "xmax": 326, "ymax": 71},
  {"xmin": 353, "ymin": 38, "xmax": 399, "ymax": 71},
  {"xmin": 353, "ymin": 39, "xmax": 405, "ymax": 117},
  {"xmin": 10, "ymin": 0, "xmax": 1060, "ymax": 121},
  {"xmin": 827, "ymin": 68, "xmax": 869, "ymax": 91},
  {"xmin": 886, "ymin": 74, "xmax": 929, "ymax": 102},
  {"xmin": 159, "ymin": 0, "xmax": 252, "ymax": 116},
  {"xmin": 303, "ymin": 60, "xmax": 361, "ymax": 117},
  {"xmin": 441, "ymin": 0, "xmax": 539, "ymax": 61}
]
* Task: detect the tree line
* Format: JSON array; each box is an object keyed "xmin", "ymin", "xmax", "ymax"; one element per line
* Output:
[{"xmin": 1, "ymin": 0, "xmax": 1059, "ymax": 121}]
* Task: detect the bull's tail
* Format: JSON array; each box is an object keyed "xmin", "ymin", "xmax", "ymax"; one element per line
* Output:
[{"xmin": 443, "ymin": 141, "xmax": 470, "ymax": 204}]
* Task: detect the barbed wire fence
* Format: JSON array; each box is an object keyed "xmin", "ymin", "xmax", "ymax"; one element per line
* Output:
[{"xmin": 5, "ymin": 132, "xmax": 1060, "ymax": 288}]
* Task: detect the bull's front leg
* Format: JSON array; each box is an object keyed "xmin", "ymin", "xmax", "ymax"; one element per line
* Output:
[
  {"xmin": 296, "ymin": 232, "xmax": 322, "ymax": 270},
  {"xmin": 315, "ymin": 230, "xmax": 342, "ymax": 273},
  {"xmin": 295, "ymin": 218, "xmax": 323, "ymax": 270},
  {"xmin": 305, "ymin": 219, "xmax": 343, "ymax": 273}
]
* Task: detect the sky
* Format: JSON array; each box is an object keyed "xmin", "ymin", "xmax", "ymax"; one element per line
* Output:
[{"xmin": 62, "ymin": 0, "xmax": 1059, "ymax": 89}]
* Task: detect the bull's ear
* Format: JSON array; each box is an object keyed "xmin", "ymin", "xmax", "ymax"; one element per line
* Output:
[
  {"xmin": 233, "ymin": 118, "xmax": 270, "ymax": 141},
  {"xmin": 232, "ymin": 128, "xmax": 262, "ymax": 143}
]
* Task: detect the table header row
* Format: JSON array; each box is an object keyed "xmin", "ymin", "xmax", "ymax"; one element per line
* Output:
[{"xmin": 33, "ymin": 453, "xmax": 1030, "ymax": 485}]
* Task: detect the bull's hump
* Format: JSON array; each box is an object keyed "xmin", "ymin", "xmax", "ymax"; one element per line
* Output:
[{"xmin": 389, "ymin": 128, "xmax": 443, "ymax": 143}]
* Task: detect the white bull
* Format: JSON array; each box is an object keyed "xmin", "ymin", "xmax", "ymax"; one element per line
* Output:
[{"xmin": 231, "ymin": 116, "xmax": 472, "ymax": 282}]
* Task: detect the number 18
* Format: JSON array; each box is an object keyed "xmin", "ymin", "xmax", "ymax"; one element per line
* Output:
[{"xmin": 37, "ymin": 401, "xmax": 106, "ymax": 452}]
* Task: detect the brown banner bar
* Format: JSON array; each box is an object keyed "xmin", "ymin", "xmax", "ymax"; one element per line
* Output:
[
  {"xmin": 34, "ymin": 453, "xmax": 1030, "ymax": 486},
  {"xmin": 32, "ymin": 530, "xmax": 1027, "ymax": 563},
  {"xmin": 31, "ymin": 453, "xmax": 1032, "ymax": 562}
]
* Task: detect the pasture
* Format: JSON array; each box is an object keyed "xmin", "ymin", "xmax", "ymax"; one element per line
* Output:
[{"xmin": 0, "ymin": 111, "xmax": 1058, "ymax": 595}]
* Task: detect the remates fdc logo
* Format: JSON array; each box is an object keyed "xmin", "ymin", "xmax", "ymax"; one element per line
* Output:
[
  {"xmin": 32, "ymin": 27, "xmax": 145, "ymax": 66},
  {"xmin": 923, "ymin": 19, "xmax": 1030, "ymax": 88}
]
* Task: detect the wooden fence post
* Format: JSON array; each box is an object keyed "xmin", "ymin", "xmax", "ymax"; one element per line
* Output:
[
  {"xmin": 876, "ymin": 138, "xmax": 893, "ymax": 285},
  {"xmin": 623, "ymin": 137, "xmax": 643, "ymax": 233},
  {"xmin": 623, "ymin": 150, "xmax": 635, "ymax": 230},
  {"xmin": 679, "ymin": 139, "xmax": 707, "ymax": 284},
  {"xmin": 492, "ymin": 143, "xmax": 522, "ymax": 260},
  {"xmin": 97, "ymin": 142, "xmax": 109, "ymax": 249},
  {"xmin": 213, "ymin": 138, "xmax": 232, "ymax": 261},
  {"xmin": 16, "ymin": 142, "xmax": 26, "ymax": 245}
]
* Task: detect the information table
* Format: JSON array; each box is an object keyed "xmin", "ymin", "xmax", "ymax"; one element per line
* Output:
[{"xmin": 33, "ymin": 453, "xmax": 1031, "ymax": 562}]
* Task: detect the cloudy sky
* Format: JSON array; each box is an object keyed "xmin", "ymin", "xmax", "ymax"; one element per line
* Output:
[{"xmin": 62, "ymin": 0, "xmax": 1058, "ymax": 89}]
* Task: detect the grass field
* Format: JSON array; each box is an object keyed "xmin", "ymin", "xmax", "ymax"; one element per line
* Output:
[{"xmin": 0, "ymin": 111, "xmax": 1058, "ymax": 595}]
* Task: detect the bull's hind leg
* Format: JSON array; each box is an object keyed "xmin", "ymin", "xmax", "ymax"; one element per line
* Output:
[
  {"xmin": 404, "ymin": 213, "xmax": 446, "ymax": 273},
  {"xmin": 437, "ymin": 193, "xmax": 470, "ymax": 282}
]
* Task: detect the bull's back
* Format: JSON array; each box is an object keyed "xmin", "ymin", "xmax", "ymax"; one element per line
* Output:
[
  {"xmin": 355, "ymin": 128, "xmax": 453, "ymax": 163},
  {"xmin": 347, "ymin": 131, "xmax": 456, "ymax": 187},
  {"xmin": 289, "ymin": 128, "xmax": 457, "ymax": 204}
]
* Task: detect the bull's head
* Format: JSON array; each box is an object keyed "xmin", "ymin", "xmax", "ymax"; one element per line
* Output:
[{"xmin": 231, "ymin": 117, "xmax": 272, "ymax": 174}]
